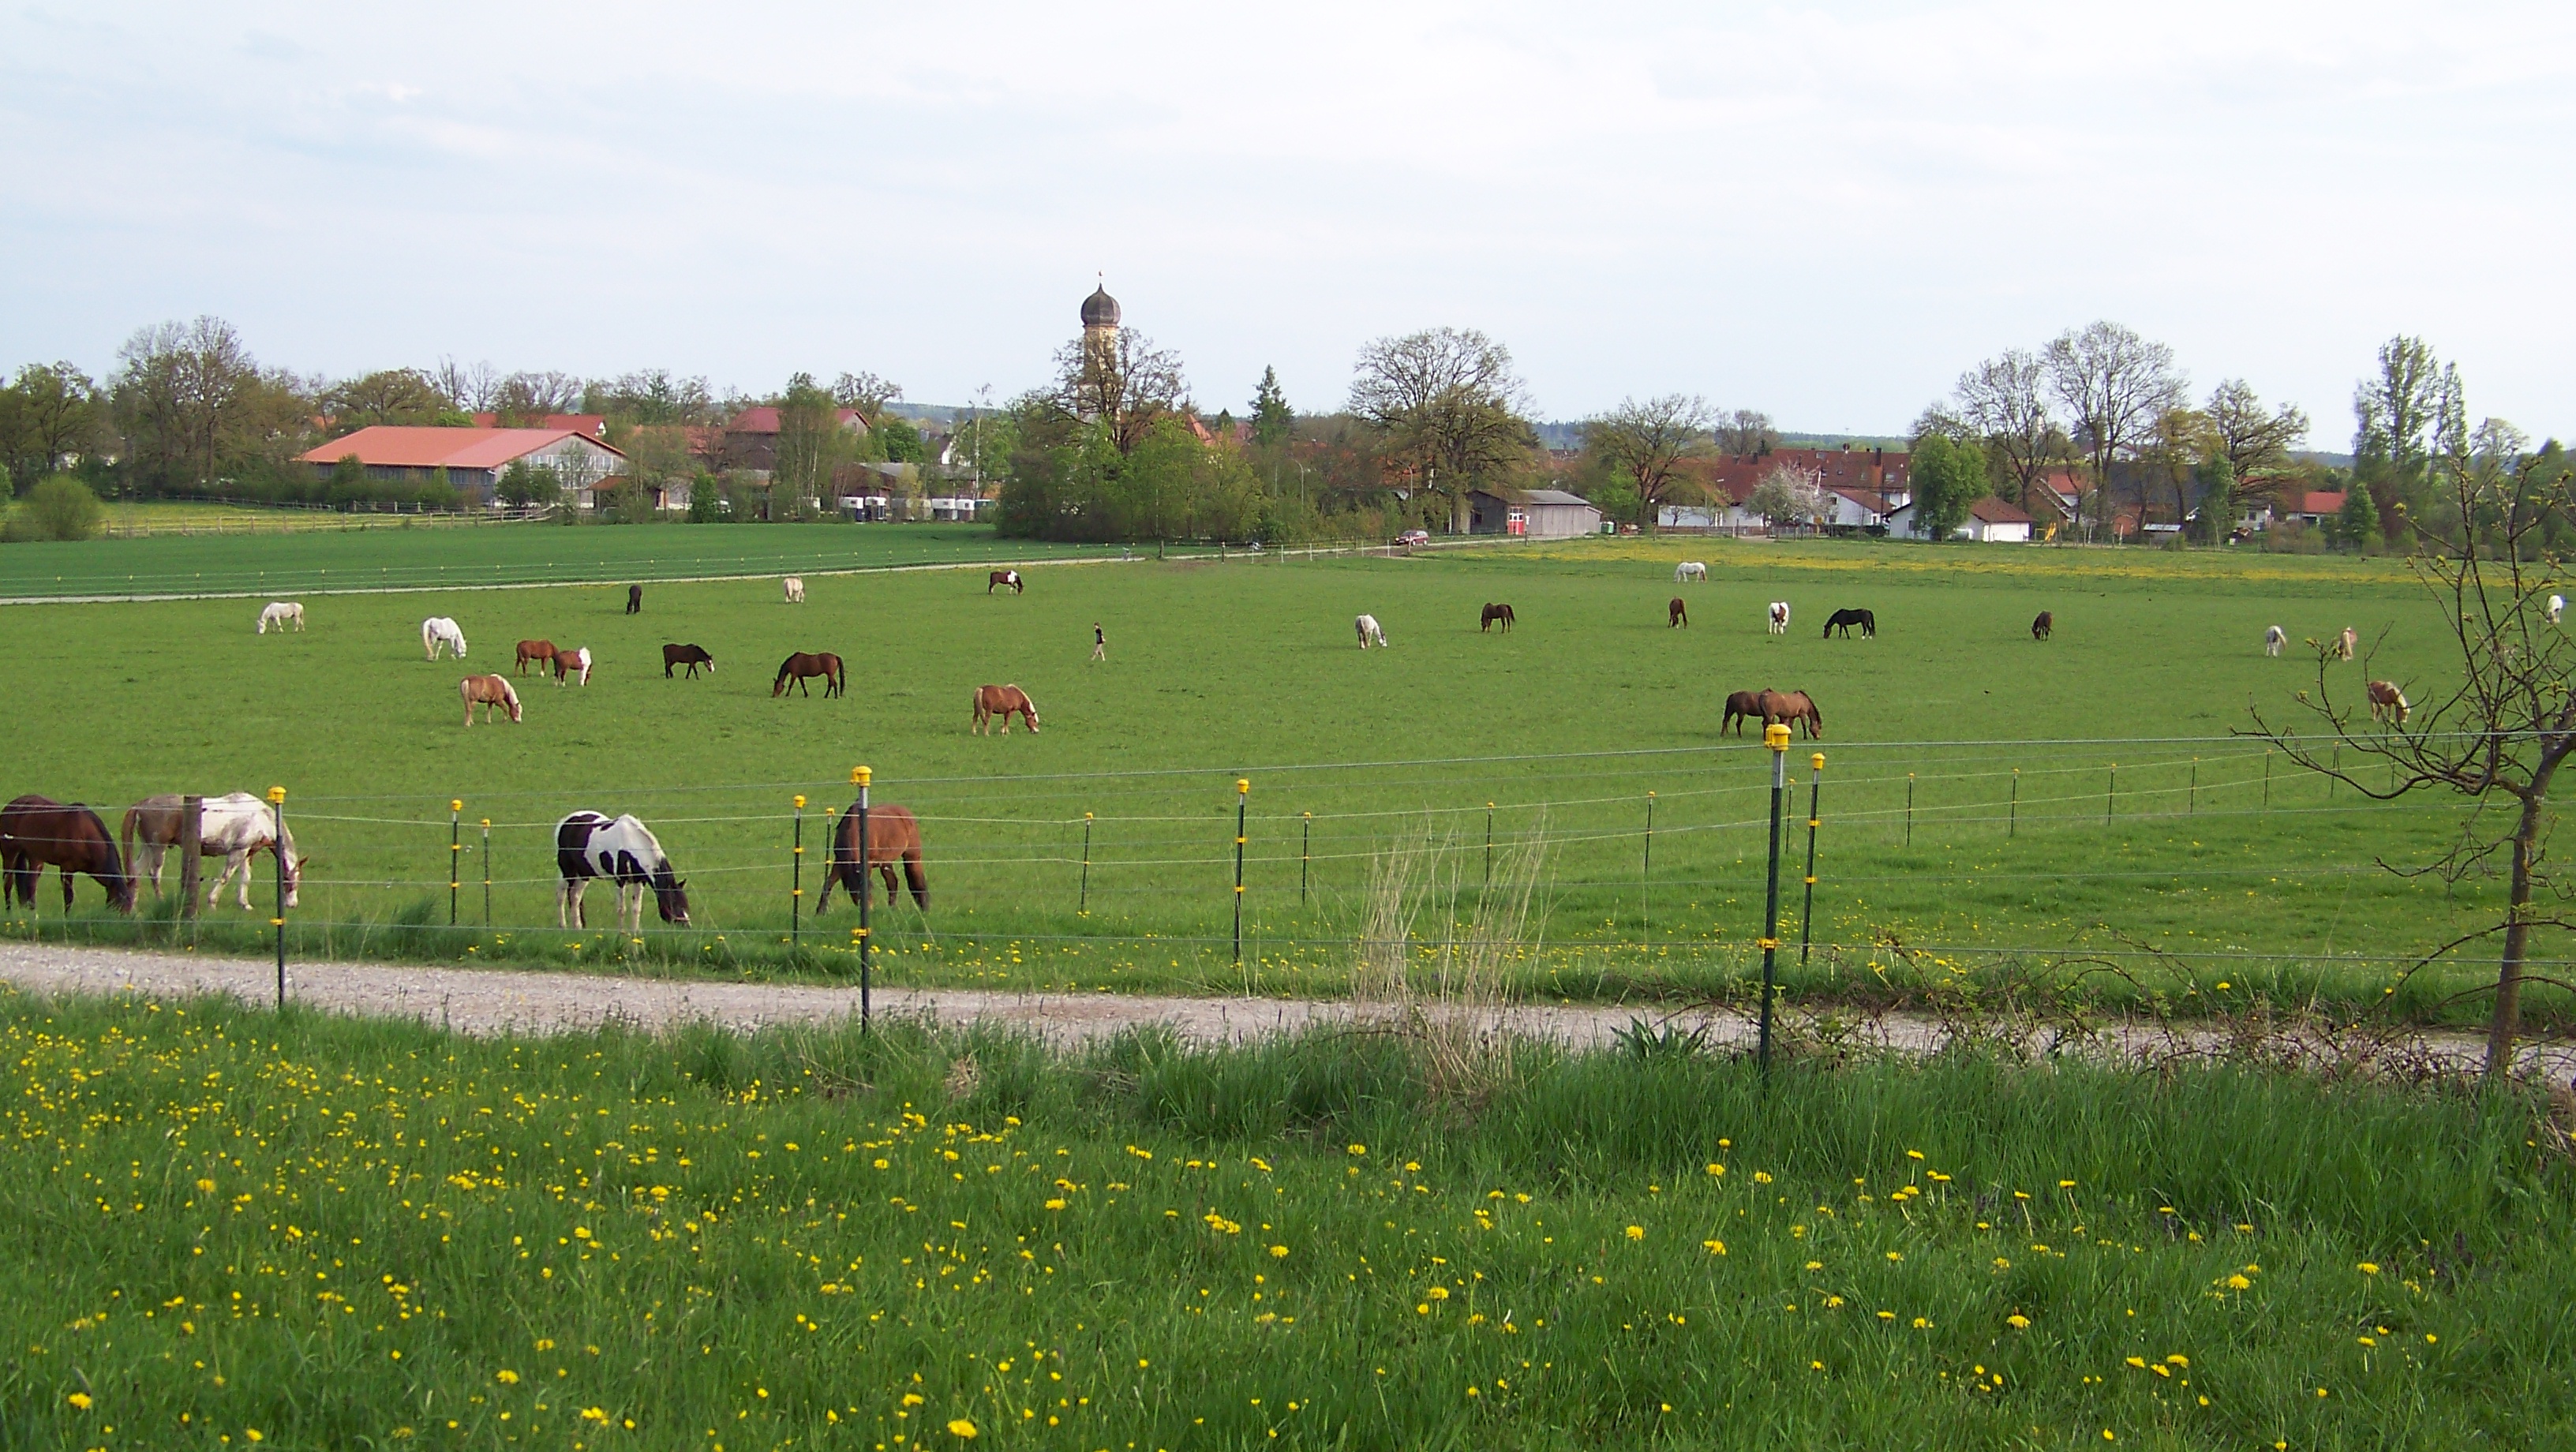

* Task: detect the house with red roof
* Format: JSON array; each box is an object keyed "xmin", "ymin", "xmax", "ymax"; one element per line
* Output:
[
  {"xmin": 721, "ymin": 406, "xmax": 867, "ymax": 473},
  {"xmin": 298, "ymin": 427, "xmax": 627, "ymax": 507}
]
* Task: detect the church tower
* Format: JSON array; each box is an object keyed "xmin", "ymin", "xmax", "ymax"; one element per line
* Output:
[{"xmin": 1077, "ymin": 279, "xmax": 1121, "ymax": 421}]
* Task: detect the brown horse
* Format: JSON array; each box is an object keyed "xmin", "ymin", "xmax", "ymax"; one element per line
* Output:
[
  {"xmin": 1758, "ymin": 689, "xmax": 1823, "ymax": 739},
  {"xmin": 461, "ymin": 674, "xmax": 522, "ymax": 725},
  {"xmin": 773, "ymin": 652, "xmax": 846, "ymax": 698},
  {"xmin": 662, "ymin": 643, "xmax": 714, "ymax": 678},
  {"xmin": 814, "ymin": 803, "xmax": 930, "ymax": 911},
  {"xmin": 2031, "ymin": 611, "xmax": 2053, "ymax": 640},
  {"xmin": 972, "ymin": 684, "xmax": 1040, "ymax": 734},
  {"xmin": 1480, "ymin": 602, "xmax": 1515, "ymax": 633},
  {"xmin": 1668, "ymin": 597, "xmax": 1688, "ymax": 628},
  {"xmin": 514, "ymin": 639, "xmax": 557, "ymax": 675},
  {"xmin": 989, "ymin": 569, "xmax": 1024, "ymax": 595},
  {"xmin": 1722, "ymin": 690, "xmax": 1766, "ymax": 736},
  {"xmin": 0, "ymin": 795, "xmax": 133, "ymax": 912}
]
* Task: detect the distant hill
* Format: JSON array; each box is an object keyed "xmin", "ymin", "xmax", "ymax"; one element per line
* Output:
[{"xmin": 1533, "ymin": 421, "xmax": 1908, "ymax": 452}]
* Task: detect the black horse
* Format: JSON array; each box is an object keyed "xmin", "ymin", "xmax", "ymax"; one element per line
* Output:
[
  {"xmin": 1823, "ymin": 608, "xmax": 1876, "ymax": 638},
  {"xmin": 626, "ymin": 584, "xmax": 642, "ymax": 615}
]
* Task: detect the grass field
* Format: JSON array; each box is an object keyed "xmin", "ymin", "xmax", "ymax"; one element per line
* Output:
[
  {"xmin": 0, "ymin": 531, "xmax": 2552, "ymax": 1027},
  {"xmin": 93, "ymin": 502, "xmax": 498, "ymax": 538},
  {"xmin": 6, "ymin": 990, "xmax": 2565, "ymax": 1450},
  {"xmin": 0, "ymin": 522, "xmax": 1133, "ymax": 599}
]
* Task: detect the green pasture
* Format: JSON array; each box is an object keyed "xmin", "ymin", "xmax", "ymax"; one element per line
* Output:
[
  {"xmin": 6, "ymin": 991, "xmax": 2567, "ymax": 1450},
  {"xmin": 0, "ymin": 532, "xmax": 2549, "ymax": 1025},
  {"xmin": 0, "ymin": 521, "xmax": 1129, "ymax": 599}
]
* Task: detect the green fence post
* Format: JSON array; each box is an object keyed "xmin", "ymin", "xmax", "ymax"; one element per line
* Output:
[
  {"xmin": 1080, "ymin": 812, "xmax": 1094, "ymax": 913},
  {"xmin": 1233, "ymin": 780, "xmax": 1249, "ymax": 967},
  {"xmin": 1758, "ymin": 726, "xmax": 1789, "ymax": 1073},
  {"xmin": 449, "ymin": 799, "xmax": 462, "ymax": 926}
]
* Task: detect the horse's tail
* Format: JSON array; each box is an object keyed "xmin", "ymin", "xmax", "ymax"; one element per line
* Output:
[{"xmin": 903, "ymin": 847, "xmax": 930, "ymax": 910}]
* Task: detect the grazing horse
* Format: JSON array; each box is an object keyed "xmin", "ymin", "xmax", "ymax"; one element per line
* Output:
[
  {"xmin": 1480, "ymin": 603, "xmax": 1515, "ymax": 633},
  {"xmin": 553, "ymin": 811, "xmax": 691, "ymax": 932},
  {"xmin": 781, "ymin": 577, "xmax": 806, "ymax": 604},
  {"xmin": 555, "ymin": 646, "xmax": 593, "ymax": 686},
  {"xmin": 815, "ymin": 802, "xmax": 930, "ymax": 911},
  {"xmin": 1355, "ymin": 614, "xmax": 1388, "ymax": 649},
  {"xmin": 773, "ymin": 652, "xmax": 845, "ymax": 698},
  {"xmin": 989, "ymin": 569, "xmax": 1024, "ymax": 595},
  {"xmin": 2263, "ymin": 625, "xmax": 2287, "ymax": 657},
  {"xmin": 1823, "ymin": 608, "xmax": 1875, "ymax": 639},
  {"xmin": 1668, "ymin": 597, "xmax": 1688, "ymax": 628},
  {"xmin": 256, "ymin": 601, "xmax": 304, "ymax": 634},
  {"xmin": 0, "ymin": 795, "xmax": 132, "ymax": 913},
  {"xmin": 2550, "ymin": 594, "xmax": 2566, "ymax": 626},
  {"xmin": 514, "ymin": 638, "xmax": 558, "ymax": 675},
  {"xmin": 1766, "ymin": 601, "xmax": 1789, "ymax": 634},
  {"xmin": 421, "ymin": 616, "xmax": 467, "ymax": 660},
  {"xmin": 1759, "ymin": 690, "xmax": 1823, "ymax": 739},
  {"xmin": 626, "ymin": 584, "xmax": 642, "ymax": 615},
  {"xmin": 2335, "ymin": 627, "xmax": 2357, "ymax": 661},
  {"xmin": 1675, "ymin": 561, "xmax": 1707, "ymax": 583},
  {"xmin": 972, "ymin": 684, "xmax": 1041, "ymax": 735},
  {"xmin": 1722, "ymin": 690, "xmax": 1766, "ymax": 736},
  {"xmin": 2031, "ymin": 611, "xmax": 2054, "ymax": 640},
  {"xmin": 460, "ymin": 674, "xmax": 522, "ymax": 725},
  {"xmin": 2368, "ymin": 679, "xmax": 2411, "ymax": 726},
  {"xmin": 662, "ymin": 643, "xmax": 714, "ymax": 678},
  {"xmin": 121, "ymin": 791, "xmax": 304, "ymax": 910}
]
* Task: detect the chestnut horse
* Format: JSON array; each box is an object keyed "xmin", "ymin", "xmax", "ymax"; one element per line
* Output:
[
  {"xmin": 815, "ymin": 803, "xmax": 930, "ymax": 911},
  {"xmin": 0, "ymin": 795, "xmax": 133, "ymax": 912},
  {"xmin": 773, "ymin": 652, "xmax": 845, "ymax": 698},
  {"xmin": 1480, "ymin": 603, "xmax": 1515, "ymax": 633},
  {"xmin": 461, "ymin": 674, "xmax": 522, "ymax": 725},
  {"xmin": 1722, "ymin": 690, "xmax": 1765, "ymax": 736},
  {"xmin": 2031, "ymin": 611, "xmax": 2053, "ymax": 640},
  {"xmin": 972, "ymin": 684, "xmax": 1040, "ymax": 734},
  {"xmin": 1759, "ymin": 689, "xmax": 1823, "ymax": 739},
  {"xmin": 515, "ymin": 639, "xmax": 558, "ymax": 675}
]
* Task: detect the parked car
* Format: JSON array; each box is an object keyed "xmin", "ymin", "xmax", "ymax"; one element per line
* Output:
[{"xmin": 1395, "ymin": 529, "xmax": 1431, "ymax": 549}]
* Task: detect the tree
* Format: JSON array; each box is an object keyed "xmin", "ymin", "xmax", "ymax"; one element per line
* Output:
[
  {"xmin": 492, "ymin": 370, "xmax": 583, "ymax": 425},
  {"xmin": 2043, "ymin": 321, "xmax": 2188, "ymax": 541},
  {"xmin": 586, "ymin": 369, "xmax": 714, "ymax": 426},
  {"xmin": 2188, "ymin": 453, "xmax": 2236, "ymax": 543},
  {"xmin": 1715, "ymin": 408, "xmax": 1777, "ymax": 456},
  {"xmin": 877, "ymin": 417, "xmax": 927, "ymax": 464},
  {"xmin": 831, "ymin": 372, "xmax": 904, "ymax": 425},
  {"xmin": 2352, "ymin": 335, "xmax": 2458, "ymax": 544},
  {"xmin": 432, "ymin": 357, "xmax": 500, "ymax": 414},
  {"xmin": 1051, "ymin": 330, "xmax": 1188, "ymax": 455},
  {"xmin": 1907, "ymin": 433, "xmax": 1987, "ymax": 540},
  {"xmin": 7, "ymin": 475, "xmax": 105, "ymax": 541},
  {"xmin": 323, "ymin": 369, "xmax": 448, "ymax": 431},
  {"xmin": 1582, "ymin": 394, "xmax": 1714, "ymax": 526},
  {"xmin": 2331, "ymin": 485, "xmax": 2381, "ymax": 552},
  {"xmin": 112, "ymin": 316, "xmax": 268, "ymax": 490},
  {"xmin": 0, "ymin": 363, "xmax": 103, "ymax": 494},
  {"xmin": 1745, "ymin": 465, "xmax": 1824, "ymax": 532},
  {"xmin": 2250, "ymin": 436, "xmax": 2576, "ymax": 1079},
  {"xmin": 324, "ymin": 455, "xmax": 372, "ymax": 509},
  {"xmin": 1950, "ymin": 349, "xmax": 2064, "ymax": 511},
  {"xmin": 496, "ymin": 458, "xmax": 560, "ymax": 509},
  {"xmin": 772, "ymin": 373, "xmax": 854, "ymax": 519},
  {"xmin": 1250, "ymin": 366, "xmax": 1293, "ymax": 449},
  {"xmin": 1346, "ymin": 327, "xmax": 1534, "ymax": 533},
  {"xmin": 2204, "ymin": 379, "xmax": 2308, "ymax": 511}
]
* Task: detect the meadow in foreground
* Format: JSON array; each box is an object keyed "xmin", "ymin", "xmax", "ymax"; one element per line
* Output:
[
  {"xmin": 5, "ymin": 987, "xmax": 2569, "ymax": 1450},
  {"xmin": 0, "ymin": 533, "xmax": 2545, "ymax": 1024}
]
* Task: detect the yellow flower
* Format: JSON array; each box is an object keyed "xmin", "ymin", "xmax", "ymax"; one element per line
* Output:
[
  {"xmin": 66, "ymin": 1393, "xmax": 92, "ymax": 1410},
  {"xmin": 1906, "ymin": 1150, "xmax": 1924, "ymax": 1161},
  {"xmin": 1702, "ymin": 1240, "xmax": 1727, "ymax": 1255},
  {"xmin": 949, "ymin": 1416, "xmax": 979, "ymax": 1437},
  {"xmin": 2226, "ymin": 1274, "xmax": 2251, "ymax": 1291},
  {"xmin": 194, "ymin": 1179, "xmax": 216, "ymax": 1194},
  {"xmin": 1269, "ymin": 1244, "xmax": 1289, "ymax": 1259},
  {"xmin": 1885, "ymin": 1252, "xmax": 1903, "ymax": 1263},
  {"xmin": 1704, "ymin": 1163, "xmax": 1724, "ymax": 1177},
  {"xmin": 1427, "ymin": 1286, "xmax": 1450, "ymax": 1300},
  {"xmin": 1625, "ymin": 1226, "xmax": 1645, "ymax": 1241},
  {"xmin": 496, "ymin": 1370, "xmax": 520, "ymax": 1385},
  {"xmin": 1347, "ymin": 1144, "xmax": 1366, "ymax": 1156},
  {"xmin": 1044, "ymin": 1199, "xmax": 1066, "ymax": 1211},
  {"xmin": 2357, "ymin": 1262, "xmax": 2380, "ymax": 1275},
  {"xmin": 2005, "ymin": 1315, "xmax": 2031, "ymax": 1329},
  {"xmin": 582, "ymin": 1408, "xmax": 608, "ymax": 1422},
  {"xmin": 1751, "ymin": 1170, "xmax": 1773, "ymax": 1184}
]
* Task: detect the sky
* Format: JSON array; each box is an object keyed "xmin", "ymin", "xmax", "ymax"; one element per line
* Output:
[{"xmin": 4, "ymin": 1, "xmax": 2571, "ymax": 440}]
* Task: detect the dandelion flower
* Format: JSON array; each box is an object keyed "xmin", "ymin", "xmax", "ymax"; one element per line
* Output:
[
  {"xmin": 2357, "ymin": 1262, "xmax": 2380, "ymax": 1275},
  {"xmin": 1269, "ymin": 1245, "xmax": 1289, "ymax": 1259},
  {"xmin": 1885, "ymin": 1251, "xmax": 1902, "ymax": 1263},
  {"xmin": 1347, "ymin": 1144, "xmax": 1366, "ymax": 1156},
  {"xmin": 496, "ymin": 1370, "xmax": 520, "ymax": 1385},
  {"xmin": 1702, "ymin": 1240, "xmax": 1726, "ymax": 1255},
  {"xmin": 1625, "ymin": 1226, "xmax": 1645, "ymax": 1241},
  {"xmin": 66, "ymin": 1393, "xmax": 92, "ymax": 1410},
  {"xmin": 2005, "ymin": 1315, "xmax": 2031, "ymax": 1330},
  {"xmin": 948, "ymin": 1416, "xmax": 979, "ymax": 1437}
]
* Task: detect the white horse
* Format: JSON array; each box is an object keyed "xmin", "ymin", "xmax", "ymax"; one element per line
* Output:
[
  {"xmin": 256, "ymin": 601, "xmax": 304, "ymax": 634},
  {"xmin": 1354, "ymin": 614, "xmax": 1388, "ymax": 649},
  {"xmin": 554, "ymin": 811, "xmax": 691, "ymax": 932},
  {"xmin": 121, "ymin": 791, "xmax": 305, "ymax": 909},
  {"xmin": 1767, "ymin": 601, "xmax": 1790, "ymax": 635},
  {"xmin": 2549, "ymin": 594, "xmax": 2565, "ymax": 626},
  {"xmin": 422, "ymin": 616, "xmax": 468, "ymax": 660},
  {"xmin": 782, "ymin": 577, "xmax": 806, "ymax": 604},
  {"xmin": 556, "ymin": 646, "xmax": 592, "ymax": 686},
  {"xmin": 2263, "ymin": 625, "xmax": 2286, "ymax": 657},
  {"xmin": 1675, "ymin": 561, "xmax": 1707, "ymax": 583},
  {"xmin": 2336, "ymin": 627, "xmax": 2357, "ymax": 661}
]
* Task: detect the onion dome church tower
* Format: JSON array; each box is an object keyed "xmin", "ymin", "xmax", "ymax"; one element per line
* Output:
[{"xmin": 1076, "ymin": 278, "xmax": 1121, "ymax": 420}]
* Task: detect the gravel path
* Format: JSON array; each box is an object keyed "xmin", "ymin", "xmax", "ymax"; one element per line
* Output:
[{"xmin": 2, "ymin": 941, "xmax": 2566, "ymax": 1078}]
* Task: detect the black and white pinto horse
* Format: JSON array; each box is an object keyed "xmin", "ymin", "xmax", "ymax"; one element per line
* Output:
[{"xmin": 553, "ymin": 811, "xmax": 691, "ymax": 932}]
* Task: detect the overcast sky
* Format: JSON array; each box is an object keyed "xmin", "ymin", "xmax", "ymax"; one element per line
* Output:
[{"xmin": 5, "ymin": 2, "xmax": 2570, "ymax": 440}]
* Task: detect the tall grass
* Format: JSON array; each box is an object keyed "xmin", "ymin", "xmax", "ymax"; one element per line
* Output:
[{"xmin": 4, "ymin": 986, "xmax": 2570, "ymax": 1449}]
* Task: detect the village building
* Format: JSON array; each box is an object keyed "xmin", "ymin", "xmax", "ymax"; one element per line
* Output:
[
  {"xmin": 1464, "ymin": 487, "xmax": 1604, "ymax": 539},
  {"xmin": 296, "ymin": 426, "xmax": 626, "ymax": 507}
]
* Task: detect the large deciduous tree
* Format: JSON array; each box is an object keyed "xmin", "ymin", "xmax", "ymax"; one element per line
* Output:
[
  {"xmin": 2352, "ymin": 335, "xmax": 2457, "ymax": 541},
  {"xmin": 0, "ymin": 363, "xmax": 103, "ymax": 494},
  {"xmin": 113, "ymin": 316, "xmax": 268, "ymax": 490},
  {"xmin": 1950, "ymin": 349, "xmax": 2064, "ymax": 512},
  {"xmin": 2204, "ymin": 379, "xmax": 2308, "ymax": 511},
  {"xmin": 2043, "ymin": 321, "xmax": 2188, "ymax": 541},
  {"xmin": 1906, "ymin": 433, "xmax": 1988, "ymax": 540},
  {"xmin": 1715, "ymin": 408, "xmax": 1778, "ymax": 457},
  {"xmin": 492, "ymin": 370, "xmax": 584, "ymax": 425},
  {"xmin": 1582, "ymin": 394, "xmax": 1713, "ymax": 526},
  {"xmin": 1347, "ymin": 327, "xmax": 1534, "ymax": 533},
  {"xmin": 831, "ymin": 372, "xmax": 904, "ymax": 426},
  {"xmin": 771, "ymin": 372, "xmax": 853, "ymax": 520},
  {"xmin": 324, "ymin": 369, "xmax": 450, "ymax": 431},
  {"xmin": 1052, "ymin": 330, "xmax": 1188, "ymax": 455}
]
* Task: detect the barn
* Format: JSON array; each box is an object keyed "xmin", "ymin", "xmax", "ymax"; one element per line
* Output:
[{"xmin": 1465, "ymin": 488, "xmax": 1605, "ymax": 539}]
